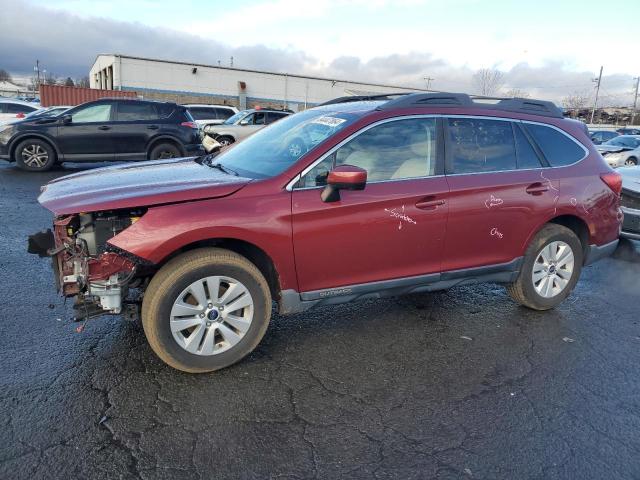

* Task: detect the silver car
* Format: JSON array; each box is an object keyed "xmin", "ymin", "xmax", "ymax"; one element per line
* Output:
[
  {"xmin": 596, "ymin": 135, "xmax": 640, "ymax": 168},
  {"xmin": 204, "ymin": 108, "xmax": 291, "ymax": 146},
  {"xmin": 619, "ymin": 166, "xmax": 640, "ymax": 240}
]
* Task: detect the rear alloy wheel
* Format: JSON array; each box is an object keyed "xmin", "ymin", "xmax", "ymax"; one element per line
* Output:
[
  {"xmin": 506, "ymin": 224, "xmax": 583, "ymax": 310},
  {"xmin": 14, "ymin": 139, "xmax": 56, "ymax": 172},
  {"xmin": 625, "ymin": 157, "xmax": 638, "ymax": 167},
  {"xmin": 149, "ymin": 143, "xmax": 181, "ymax": 160},
  {"xmin": 142, "ymin": 248, "xmax": 272, "ymax": 373}
]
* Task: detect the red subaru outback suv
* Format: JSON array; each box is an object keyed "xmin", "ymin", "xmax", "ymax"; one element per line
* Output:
[{"xmin": 29, "ymin": 93, "xmax": 623, "ymax": 373}]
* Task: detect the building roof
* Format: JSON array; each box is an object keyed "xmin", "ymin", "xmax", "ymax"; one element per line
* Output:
[
  {"xmin": 93, "ymin": 54, "xmax": 432, "ymax": 93},
  {"xmin": 0, "ymin": 81, "xmax": 25, "ymax": 93}
]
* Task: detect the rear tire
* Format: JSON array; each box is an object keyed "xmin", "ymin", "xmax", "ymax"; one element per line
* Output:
[
  {"xmin": 506, "ymin": 224, "xmax": 583, "ymax": 310},
  {"xmin": 14, "ymin": 138, "xmax": 56, "ymax": 171},
  {"xmin": 141, "ymin": 248, "xmax": 272, "ymax": 373},
  {"xmin": 149, "ymin": 142, "xmax": 181, "ymax": 160}
]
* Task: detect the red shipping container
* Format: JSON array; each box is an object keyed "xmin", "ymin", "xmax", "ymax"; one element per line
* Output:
[{"xmin": 40, "ymin": 84, "xmax": 137, "ymax": 107}]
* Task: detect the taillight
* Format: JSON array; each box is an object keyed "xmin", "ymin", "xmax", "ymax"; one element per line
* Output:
[
  {"xmin": 600, "ymin": 171, "xmax": 622, "ymax": 195},
  {"xmin": 16, "ymin": 112, "xmax": 25, "ymax": 118},
  {"xmin": 181, "ymin": 121, "xmax": 198, "ymax": 129}
]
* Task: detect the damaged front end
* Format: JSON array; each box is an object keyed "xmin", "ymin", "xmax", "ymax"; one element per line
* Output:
[{"xmin": 28, "ymin": 209, "xmax": 149, "ymax": 321}]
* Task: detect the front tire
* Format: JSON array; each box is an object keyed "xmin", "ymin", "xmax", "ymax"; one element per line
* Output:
[
  {"xmin": 506, "ymin": 224, "xmax": 583, "ymax": 310},
  {"xmin": 142, "ymin": 248, "xmax": 272, "ymax": 373},
  {"xmin": 14, "ymin": 138, "xmax": 56, "ymax": 171},
  {"xmin": 625, "ymin": 157, "xmax": 638, "ymax": 167},
  {"xmin": 217, "ymin": 136, "xmax": 235, "ymax": 146}
]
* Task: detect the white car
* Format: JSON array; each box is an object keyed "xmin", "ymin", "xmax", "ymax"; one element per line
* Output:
[
  {"xmin": 182, "ymin": 104, "xmax": 239, "ymax": 129},
  {"xmin": 596, "ymin": 135, "xmax": 640, "ymax": 168},
  {"xmin": 0, "ymin": 99, "xmax": 41, "ymax": 125}
]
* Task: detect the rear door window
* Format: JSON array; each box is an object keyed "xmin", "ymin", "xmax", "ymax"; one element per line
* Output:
[
  {"xmin": 117, "ymin": 102, "xmax": 158, "ymax": 121},
  {"xmin": 446, "ymin": 118, "xmax": 516, "ymax": 173},
  {"xmin": 188, "ymin": 107, "xmax": 216, "ymax": 120},
  {"xmin": 513, "ymin": 123, "xmax": 543, "ymax": 169},
  {"xmin": 524, "ymin": 123, "xmax": 586, "ymax": 166},
  {"xmin": 266, "ymin": 112, "xmax": 287, "ymax": 124}
]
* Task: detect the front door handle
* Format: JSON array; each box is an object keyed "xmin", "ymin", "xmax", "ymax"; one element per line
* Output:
[
  {"xmin": 98, "ymin": 125, "xmax": 111, "ymax": 131},
  {"xmin": 416, "ymin": 197, "xmax": 446, "ymax": 210},
  {"xmin": 525, "ymin": 182, "xmax": 549, "ymax": 195},
  {"xmin": 147, "ymin": 125, "xmax": 159, "ymax": 130}
]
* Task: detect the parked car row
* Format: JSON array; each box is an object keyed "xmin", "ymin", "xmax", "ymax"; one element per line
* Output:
[
  {"xmin": 0, "ymin": 98, "xmax": 203, "ymax": 171},
  {"xmin": 0, "ymin": 98, "xmax": 41, "ymax": 124},
  {"xmin": 596, "ymin": 135, "xmax": 640, "ymax": 168}
]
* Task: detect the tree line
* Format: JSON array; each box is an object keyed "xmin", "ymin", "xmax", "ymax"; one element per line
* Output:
[{"xmin": 0, "ymin": 67, "xmax": 90, "ymax": 89}]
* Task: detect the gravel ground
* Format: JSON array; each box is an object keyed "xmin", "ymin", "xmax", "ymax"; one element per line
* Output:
[{"xmin": 1, "ymin": 161, "xmax": 639, "ymax": 480}]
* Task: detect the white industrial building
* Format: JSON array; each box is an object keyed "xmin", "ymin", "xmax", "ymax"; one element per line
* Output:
[{"xmin": 90, "ymin": 54, "xmax": 429, "ymax": 111}]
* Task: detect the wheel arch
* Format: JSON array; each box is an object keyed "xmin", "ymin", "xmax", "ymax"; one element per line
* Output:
[
  {"xmin": 525, "ymin": 215, "xmax": 591, "ymax": 262},
  {"xmin": 155, "ymin": 238, "xmax": 282, "ymax": 305},
  {"xmin": 9, "ymin": 134, "xmax": 61, "ymax": 162}
]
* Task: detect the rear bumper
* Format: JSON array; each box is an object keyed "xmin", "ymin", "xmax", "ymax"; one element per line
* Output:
[{"xmin": 584, "ymin": 239, "xmax": 619, "ymax": 265}]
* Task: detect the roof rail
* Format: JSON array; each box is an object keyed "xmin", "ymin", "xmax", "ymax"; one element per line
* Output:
[
  {"xmin": 318, "ymin": 93, "xmax": 411, "ymax": 106},
  {"xmin": 375, "ymin": 92, "xmax": 563, "ymax": 118}
]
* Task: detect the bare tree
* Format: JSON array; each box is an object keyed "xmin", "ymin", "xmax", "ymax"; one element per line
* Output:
[
  {"xmin": 561, "ymin": 90, "xmax": 590, "ymax": 110},
  {"xmin": 504, "ymin": 88, "xmax": 529, "ymax": 98},
  {"xmin": 0, "ymin": 69, "xmax": 12, "ymax": 83},
  {"xmin": 77, "ymin": 76, "xmax": 90, "ymax": 88},
  {"xmin": 44, "ymin": 72, "xmax": 57, "ymax": 85},
  {"xmin": 472, "ymin": 68, "xmax": 504, "ymax": 96}
]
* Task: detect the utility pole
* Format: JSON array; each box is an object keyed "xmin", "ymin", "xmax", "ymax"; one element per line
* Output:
[
  {"xmin": 423, "ymin": 76, "xmax": 434, "ymax": 90},
  {"xmin": 34, "ymin": 60, "xmax": 41, "ymax": 91},
  {"xmin": 590, "ymin": 66, "xmax": 603, "ymax": 124},
  {"xmin": 230, "ymin": 56, "xmax": 234, "ymax": 68},
  {"xmin": 632, "ymin": 76, "xmax": 639, "ymax": 126}
]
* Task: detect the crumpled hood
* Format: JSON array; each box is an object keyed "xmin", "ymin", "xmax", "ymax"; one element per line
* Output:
[
  {"xmin": 39, "ymin": 157, "xmax": 252, "ymax": 215},
  {"xmin": 619, "ymin": 166, "xmax": 640, "ymax": 194}
]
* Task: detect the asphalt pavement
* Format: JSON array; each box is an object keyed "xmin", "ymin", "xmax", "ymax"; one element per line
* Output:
[{"xmin": 1, "ymin": 161, "xmax": 640, "ymax": 480}]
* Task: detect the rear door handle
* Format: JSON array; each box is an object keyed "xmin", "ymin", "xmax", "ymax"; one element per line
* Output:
[
  {"xmin": 147, "ymin": 125, "xmax": 159, "ymax": 130},
  {"xmin": 415, "ymin": 197, "xmax": 446, "ymax": 210},
  {"xmin": 98, "ymin": 125, "xmax": 111, "ymax": 131},
  {"xmin": 525, "ymin": 182, "xmax": 549, "ymax": 195}
]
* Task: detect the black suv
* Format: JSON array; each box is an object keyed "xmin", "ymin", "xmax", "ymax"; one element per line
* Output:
[{"xmin": 0, "ymin": 99, "xmax": 204, "ymax": 171}]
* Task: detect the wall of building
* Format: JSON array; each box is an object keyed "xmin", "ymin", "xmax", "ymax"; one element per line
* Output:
[{"xmin": 90, "ymin": 54, "xmax": 427, "ymax": 110}]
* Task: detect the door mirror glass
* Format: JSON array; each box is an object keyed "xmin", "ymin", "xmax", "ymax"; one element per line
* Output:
[
  {"xmin": 239, "ymin": 119, "xmax": 250, "ymax": 126},
  {"xmin": 321, "ymin": 165, "xmax": 367, "ymax": 202},
  {"xmin": 61, "ymin": 114, "xmax": 72, "ymax": 125}
]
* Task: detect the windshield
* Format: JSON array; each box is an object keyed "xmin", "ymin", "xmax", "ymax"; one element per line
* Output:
[
  {"xmin": 209, "ymin": 108, "xmax": 360, "ymax": 178},
  {"xmin": 605, "ymin": 136, "xmax": 640, "ymax": 148},
  {"xmin": 223, "ymin": 110, "xmax": 249, "ymax": 125}
]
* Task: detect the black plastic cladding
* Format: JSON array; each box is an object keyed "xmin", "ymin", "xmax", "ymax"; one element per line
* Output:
[{"xmin": 375, "ymin": 92, "xmax": 563, "ymax": 118}]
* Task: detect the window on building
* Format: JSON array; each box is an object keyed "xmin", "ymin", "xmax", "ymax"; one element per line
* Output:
[
  {"xmin": 447, "ymin": 118, "xmax": 516, "ymax": 173},
  {"xmin": 525, "ymin": 124, "xmax": 586, "ymax": 166}
]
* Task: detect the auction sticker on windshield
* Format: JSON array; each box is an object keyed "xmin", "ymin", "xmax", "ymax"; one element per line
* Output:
[{"xmin": 311, "ymin": 116, "xmax": 347, "ymax": 127}]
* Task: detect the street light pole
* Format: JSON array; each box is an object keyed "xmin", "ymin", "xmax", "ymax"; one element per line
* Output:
[{"xmin": 590, "ymin": 66, "xmax": 603, "ymax": 124}]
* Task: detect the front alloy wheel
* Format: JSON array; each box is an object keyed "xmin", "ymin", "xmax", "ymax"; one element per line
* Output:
[
  {"xmin": 142, "ymin": 248, "xmax": 272, "ymax": 373},
  {"xmin": 170, "ymin": 275, "xmax": 254, "ymax": 356}
]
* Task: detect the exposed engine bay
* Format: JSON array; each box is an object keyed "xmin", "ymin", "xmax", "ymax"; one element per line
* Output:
[{"xmin": 28, "ymin": 209, "xmax": 149, "ymax": 320}]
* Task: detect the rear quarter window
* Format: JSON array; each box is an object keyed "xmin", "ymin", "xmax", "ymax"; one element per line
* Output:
[{"xmin": 525, "ymin": 123, "xmax": 586, "ymax": 167}]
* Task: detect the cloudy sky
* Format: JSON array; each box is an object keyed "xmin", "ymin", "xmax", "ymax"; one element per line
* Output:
[{"xmin": 1, "ymin": 0, "xmax": 638, "ymax": 105}]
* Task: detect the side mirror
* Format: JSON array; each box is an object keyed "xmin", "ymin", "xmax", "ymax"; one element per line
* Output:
[
  {"xmin": 61, "ymin": 114, "xmax": 72, "ymax": 125},
  {"xmin": 239, "ymin": 119, "xmax": 250, "ymax": 126},
  {"xmin": 321, "ymin": 165, "xmax": 367, "ymax": 203}
]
